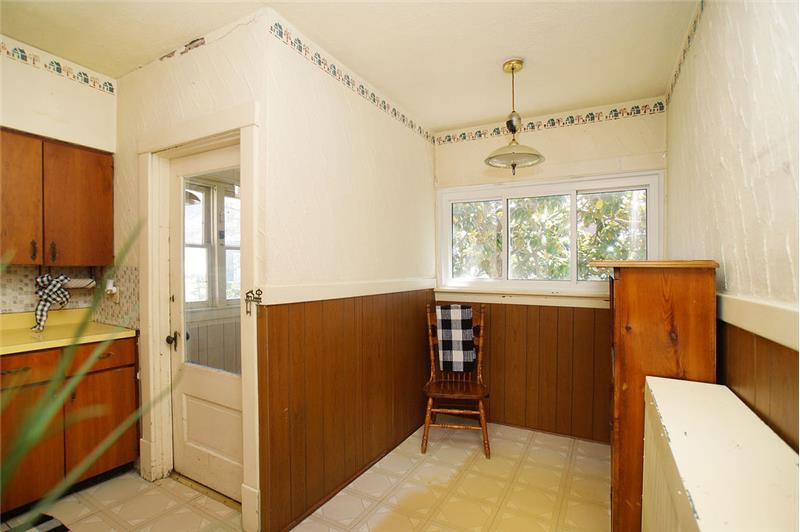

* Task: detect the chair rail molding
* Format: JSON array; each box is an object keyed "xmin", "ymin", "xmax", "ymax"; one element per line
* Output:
[{"xmin": 718, "ymin": 292, "xmax": 798, "ymax": 351}]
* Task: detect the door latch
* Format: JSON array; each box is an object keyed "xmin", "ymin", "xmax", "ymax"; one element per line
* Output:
[
  {"xmin": 165, "ymin": 331, "xmax": 179, "ymax": 350},
  {"xmin": 244, "ymin": 289, "xmax": 262, "ymax": 315}
]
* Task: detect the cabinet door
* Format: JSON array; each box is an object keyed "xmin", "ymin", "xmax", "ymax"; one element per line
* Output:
[
  {"xmin": 1, "ymin": 382, "xmax": 65, "ymax": 510},
  {"xmin": 43, "ymin": 140, "xmax": 113, "ymax": 266},
  {"xmin": 1, "ymin": 129, "xmax": 43, "ymax": 265},
  {"xmin": 64, "ymin": 367, "xmax": 138, "ymax": 482}
]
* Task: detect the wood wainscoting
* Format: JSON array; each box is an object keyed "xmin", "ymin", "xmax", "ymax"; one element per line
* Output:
[
  {"xmin": 718, "ymin": 321, "xmax": 799, "ymax": 450},
  {"xmin": 257, "ymin": 289, "xmax": 434, "ymax": 531},
  {"xmin": 439, "ymin": 301, "xmax": 612, "ymax": 443}
]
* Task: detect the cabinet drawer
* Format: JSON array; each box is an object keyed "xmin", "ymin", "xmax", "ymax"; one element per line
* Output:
[
  {"xmin": 0, "ymin": 349, "xmax": 60, "ymax": 389},
  {"xmin": 68, "ymin": 338, "xmax": 136, "ymax": 375}
]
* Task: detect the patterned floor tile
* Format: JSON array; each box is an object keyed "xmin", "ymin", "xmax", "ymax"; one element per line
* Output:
[
  {"xmin": 107, "ymin": 488, "xmax": 181, "ymax": 528},
  {"xmin": 384, "ymin": 479, "xmax": 448, "ymax": 519},
  {"xmin": 560, "ymin": 499, "xmax": 611, "ymax": 531},
  {"xmin": 434, "ymin": 493, "xmax": 497, "ymax": 530},
  {"xmin": 502, "ymin": 483, "xmax": 560, "ymax": 520},
  {"xmin": 452, "ymin": 471, "xmax": 510, "ymax": 505},
  {"xmin": 353, "ymin": 502, "xmax": 427, "ymax": 531},
  {"xmin": 490, "ymin": 509, "xmax": 550, "ymax": 532},
  {"xmin": 68, "ymin": 511, "xmax": 128, "ymax": 532},
  {"xmin": 81, "ymin": 472, "xmax": 155, "ymax": 508},
  {"xmin": 347, "ymin": 469, "xmax": 403, "ymax": 499},
  {"xmin": 312, "ymin": 489, "xmax": 377, "ymax": 528}
]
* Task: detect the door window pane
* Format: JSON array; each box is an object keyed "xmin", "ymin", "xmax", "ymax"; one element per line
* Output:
[
  {"xmin": 184, "ymin": 188, "xmax": 205, "ymax": 245},
  {"xmin": 185, "ymin": 247, "xmax": 208, "ymax": 302},
  {"xmin": 508, "ymin": 195, "xmax": 571, "ymax": 280},
  {"xmin": 225, "ymin": 249, "xmax": 241, "ymax": 300},
  {"xmin": 451, "ymin": 200, "xmax": 503, "ymax": 280},
  {"xmin": 224, "ymin": 196, "xmax": 240, "ymax": 247},
  {"xmin": 577, "ymin": 189, "xmax": 647, "ymax": 281}
]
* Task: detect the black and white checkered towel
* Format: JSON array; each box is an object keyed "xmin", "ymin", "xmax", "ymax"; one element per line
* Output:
[
  {"xmin": 32, "ymin": 274, "xmax": 71, "ymax": 332},
  {"xmin": 435, "ymin": 304, "xmax": 475, "ymax": 372}
]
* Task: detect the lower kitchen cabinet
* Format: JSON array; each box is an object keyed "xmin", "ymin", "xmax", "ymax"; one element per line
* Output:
[
  {"xmin": 1, "ymin": 383, "xmax": 66, "ymax": 511},
  {"xmin": 65, "ymin": 366, "xmax": 138, "ymax": 483},
  {"xmin": 0, "ymin": 338, "xmax": 138, "ymax": 513}
]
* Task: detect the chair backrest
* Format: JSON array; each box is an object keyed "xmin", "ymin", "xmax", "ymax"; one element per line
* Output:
[{"xmin": 426, "ymin": 304, "xmax": 486, "ymax": 385}]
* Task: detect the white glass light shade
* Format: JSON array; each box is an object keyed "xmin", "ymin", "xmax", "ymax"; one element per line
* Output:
[{"xmin": 484, "ymin": 138, "xmax": 544, "ymax": 172}]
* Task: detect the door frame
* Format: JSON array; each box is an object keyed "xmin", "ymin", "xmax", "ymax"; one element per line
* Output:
[{"xmin": 137, "ymin": 102, "xmax": 261, "ymax": 531}]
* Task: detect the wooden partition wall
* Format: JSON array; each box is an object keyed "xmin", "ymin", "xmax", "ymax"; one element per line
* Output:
[
  {"xmin": 440, "ymin": 302, "xmax": 613, "ymax": 443},
  {"xmin": 718, "ymin": 321, "xmax": 799, "ymax": 450},
  {"xmin": 257, "ymin": 289, "xmax": 434, "ymax": 531}
]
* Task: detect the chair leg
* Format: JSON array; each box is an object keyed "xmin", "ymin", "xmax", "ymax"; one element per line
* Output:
[
  {"xmin": 422, "ymin": 397, "xmax": 433, "ymax": 454},
  {"xmin": 478, "ymin": 399, "xmax": 490, "ymax": 459}
]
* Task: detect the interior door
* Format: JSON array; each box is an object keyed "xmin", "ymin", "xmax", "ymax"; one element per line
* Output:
[
  {"xmin": 168, "ymin": 145, "xmax": 243, "ymax": 501},
  {"xmin": 0, "ymin": 129, "xmax": 43, "ymax": 265}
]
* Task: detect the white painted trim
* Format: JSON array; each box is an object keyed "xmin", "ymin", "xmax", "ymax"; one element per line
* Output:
[
  {"xmin": 137, "ymin": 102, "xmax": 259, "ymax": 155},
  {"xmin": 435, "ymin": 289, "xmax": 609, "ymax": 309},
  {"xmin": 137, "ymin": 102, "xmax": 261, "ymax": 531},
  {"xmin": 239, "ymin": 124, "xmax": 261, "ymax": 532},
  {"xmin": 137, "ymin": 152, "xmax": 174, "ymax": 481},
  {"xmin": 718, "ymin": 293, "xmax": 798, "ymax": 351},
  {"xmin": 263, "ymin": 277, "xmax": 436, "ymax": 305}
]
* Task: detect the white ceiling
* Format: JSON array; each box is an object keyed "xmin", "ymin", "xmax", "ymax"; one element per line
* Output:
[
  {"xmin": 1, "ymin": 1, "xmax": 696, "ymax": 131},
  {"xmin": 0, "ymin": 1, "xmax": 266, "ymax": 78}
]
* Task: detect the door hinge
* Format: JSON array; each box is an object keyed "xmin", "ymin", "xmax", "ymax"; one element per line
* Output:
[{"xmin": 244, "ymin": 288, "xmax": 262, "ymax": 315}]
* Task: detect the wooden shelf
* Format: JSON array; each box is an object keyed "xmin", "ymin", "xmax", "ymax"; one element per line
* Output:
[{"xmin": 589, "ymin": 260, "xmax": 719, "ymax": 269}]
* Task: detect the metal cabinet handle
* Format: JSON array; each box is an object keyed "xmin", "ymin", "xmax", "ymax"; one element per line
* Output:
[
  {"xmin": 50, "ymin": 241, "xmax": 57, "ymax": 262},
  {"xmin": 30, "ymin": 240, "xmax": 37, "ymax": 261},
  {"xmin": 98, "ymin": 352, "xmax": 113, "ymax": 360},
  {"xmin": 1, "ymin": 366, "xmax": 31, "ymax": 376}
]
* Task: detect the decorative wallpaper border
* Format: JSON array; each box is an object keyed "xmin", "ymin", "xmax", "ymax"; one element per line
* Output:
[
  {"xmin": 435, "ymin": 98, "xmax": 666, "ymax": 146},
  {"xmin": 665, "ymin": 0, "xmax": 704, "ymax": 104},
  {"xmin": 269, "ymin": 21, "xmax": 434, "ymax": 144},
  {"xmin": 0, "ymin": 36, "xmax": 116, "ymax": 95}
]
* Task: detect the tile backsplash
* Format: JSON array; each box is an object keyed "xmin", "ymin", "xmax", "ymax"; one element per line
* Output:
[{"xmin": 1, "ymin": 264, "xmax": 139, "ymax": 329}]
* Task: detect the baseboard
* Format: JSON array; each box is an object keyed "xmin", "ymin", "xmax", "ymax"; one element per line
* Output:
[{"xmin": 240, "ymin": 483, "xmax": 260, "ymax": 532}]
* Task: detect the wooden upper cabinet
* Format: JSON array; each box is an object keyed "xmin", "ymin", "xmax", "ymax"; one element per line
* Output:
[
  {"xmin": 1, "ymin": 129, "xmax": 43, "ymax": 265},
  {"xmin": 43, "ymin": 139, "xmax": 113, "ymax": 265}
]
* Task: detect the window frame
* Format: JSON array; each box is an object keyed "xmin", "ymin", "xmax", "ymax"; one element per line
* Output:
[
  {"xmin": 184, "ymin": 176, "xmax": 241, "ymax": 310},
  {"xmin": 437, "ymin": 171, "xmax": 663, "ymax": 296},
  {"xmin": 184, "ymin": 183, "xmax": 213, "ymax": 309}
]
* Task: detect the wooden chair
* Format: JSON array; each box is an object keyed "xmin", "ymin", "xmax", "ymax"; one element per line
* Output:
[{"xmin": 421, "ymin": 304, "xmax": 490, "ymax": 458}]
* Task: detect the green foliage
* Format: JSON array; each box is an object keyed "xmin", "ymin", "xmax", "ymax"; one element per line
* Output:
[
  {"xmin": 509, "ymin": 195, "xmax": 570, "ymax": 280},
  {"xmin": 577, "ymin": 189, "xmax": 647, "ymax": 280},
  {"xmin": 451, "ymin": 200, "xmax": 503, "ymax": 279},
  {"xmin": 451, "ymin": 189, "xmax": 647, "ymax": 283}
]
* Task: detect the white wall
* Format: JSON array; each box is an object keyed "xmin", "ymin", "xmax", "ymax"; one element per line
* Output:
[
  {"xmin": 117, "ymin": 8, "xmax": 435, "ymax": 295},
  {"xmin": 262, "ymin": 18, "xmax": 435, "ymax": 297},
  {"xmin": 0, "ymin": 34, "xmax": 116, "ymax": 152},
  {"xmin": 434, "ymin": 97, "xmax": 666, "ymax": 188},
  {"xmin": 666, "ymin": 1, "xmax": 798, "ymax": 305}
]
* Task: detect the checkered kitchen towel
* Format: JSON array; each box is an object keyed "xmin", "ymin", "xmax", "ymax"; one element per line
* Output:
[
  {"xmin": 32, "ymin": 274, "xmax": 71, "ymax": 332},
  {"xmin": 435, "ymin": 304, "xmax": 475, "ymax": 372}
]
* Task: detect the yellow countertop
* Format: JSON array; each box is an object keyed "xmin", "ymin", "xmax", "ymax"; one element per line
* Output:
[{"xmin": 0, "ymin": 309, "xmax": 137, "ymax": 356}]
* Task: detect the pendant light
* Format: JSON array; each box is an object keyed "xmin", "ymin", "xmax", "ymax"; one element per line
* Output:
[{"xmin": 484, "ymin": 59, "xmax": 544, "ymax": 175}]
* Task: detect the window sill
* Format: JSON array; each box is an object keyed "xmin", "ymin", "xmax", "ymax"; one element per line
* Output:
[{"xmin": 434, "ymin": 287, "xmax": 610, "ymax": 309}]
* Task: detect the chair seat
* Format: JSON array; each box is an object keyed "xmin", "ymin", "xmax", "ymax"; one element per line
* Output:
[{"xmin": 424, "ymin": 380, "xmax": 488, "ymax": 399}]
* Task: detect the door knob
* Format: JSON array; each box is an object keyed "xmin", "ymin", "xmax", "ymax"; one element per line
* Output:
[{"xmin": 165, "ymin": 331, "xmax": 179, "ymax": 349}]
